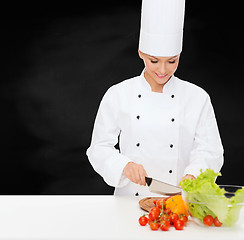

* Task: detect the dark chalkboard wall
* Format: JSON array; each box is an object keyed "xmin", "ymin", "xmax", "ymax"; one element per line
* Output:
[{"xmin": 1, "ymin": 1, "xmax": 243, "ymax": 194}]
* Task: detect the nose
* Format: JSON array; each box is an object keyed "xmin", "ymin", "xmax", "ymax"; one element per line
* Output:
[{"xmin": 158, "ymin": 62, "xmax": 167, "ymax": 75}]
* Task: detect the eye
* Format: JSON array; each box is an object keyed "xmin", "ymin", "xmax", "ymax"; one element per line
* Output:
[
  {"xmin": 169, "ymin": 60, "xmax": 176, "ymax": 64},
  {"xmin": 150, "ymin": 60, "xmax": 158, "ymax": 63}
]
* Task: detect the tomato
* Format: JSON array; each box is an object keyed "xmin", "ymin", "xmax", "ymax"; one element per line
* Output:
[
  {"xmin": 156, "ymin": 199, "xmax": 163, "ymax": 209},
  {"xmin": 160, "ymin": 220, "xmax": 171, "ymax": 231},
  {"xmin": 149, "ymin": 211, "xmax": 160, "ymax": 221},
  {"xmin": 153, "ymin": 200, "xmax": 157, "ymax": 205},
  {"xmin": 174, "ymin": 220, "xmax": 184, "ymax": 230},
  {"xmin": 170, "ymin": 213, "xmax": 179, "ymax": 225},
  {"xmin": 150, "ymin": 207, "xmax": 161, "ymax": 215},
  {"xmin": 179, "ymin": 215, "xmax": 188, "ymax": 224},
  {"xmin": 150, "ymin": 221, "xmax": 160, "ymax": 231},
  {"xmin": 164, "ymin": 208, "xmax": 171, "ymax": 215},
  {"xmin": 160, "ymin": 213, "xmax": 170, "ymax": 222},
  {"xmin": 149, "ymin": 211, "xmax": 158, "ymax": 221},
  {"xmin": 139, "ymin": 216, "xmax": 148, "ymax": 226},
  {"xmin": 149, "ymin": 207, "xmax": 160, "ymax": 221},
  {"xmin": 203, "ymin": 215, "xmax": 214, "ymax": 226},
  {"xmin": 213, "ymin": 217, "xmax": 222, "ymax": 227}
]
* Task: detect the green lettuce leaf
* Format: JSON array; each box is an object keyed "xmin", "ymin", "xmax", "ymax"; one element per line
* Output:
[
  {"xmin": 180, "ymin": 169, "xmax": 244, "ymax": 227},
  {"xmin": 225, "ymin": 187, "xmax": 244, "ymax": 226}
]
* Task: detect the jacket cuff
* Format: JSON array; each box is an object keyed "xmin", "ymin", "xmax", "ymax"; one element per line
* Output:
[
  {"xmin": 183, "ymin": 163, "xmax": 208, "ymax": 178},
  {"xmin": 103, "ymin": 154, "xmax": 131, "ymax": 188}
]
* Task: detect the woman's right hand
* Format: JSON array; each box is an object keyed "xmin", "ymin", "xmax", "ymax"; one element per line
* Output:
[{"xmin": 123, "ymin": 162, "xmax": 148, "ymax": 186}]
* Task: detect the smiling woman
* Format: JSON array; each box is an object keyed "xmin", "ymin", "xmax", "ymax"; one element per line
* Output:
[
  {"xmin": 86, "ymin": 0, "xmax": 224, "ymax": 196},
  {"xmin": 138, "ymin": 50, "xmax": 180, "ymax": 93},
  {"xmin": 2, "ymin": 0, "xmax": 242, "ymax": 195}
]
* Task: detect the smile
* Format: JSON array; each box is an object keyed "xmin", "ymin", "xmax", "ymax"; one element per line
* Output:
[{"xmin": 155, "ymin": 73, "xmax": 168, "ymax": 79}]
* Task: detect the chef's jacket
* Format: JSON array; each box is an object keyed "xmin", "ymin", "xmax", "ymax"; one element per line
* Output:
[{"xmin": 86, "ymin": 70, "xmax": 224, "ymax": 196}]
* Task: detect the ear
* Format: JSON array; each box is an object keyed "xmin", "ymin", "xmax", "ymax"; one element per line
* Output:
[{"xmin": 138, "ymin": 50, "xmax": 143, "ymax": 60}]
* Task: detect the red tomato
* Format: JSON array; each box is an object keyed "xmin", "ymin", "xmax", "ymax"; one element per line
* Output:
[
  {"xmin": 153, "ymin": 200, "xmax": 157, "ymax": 205},
  {"xmin": 150, "ymin": 207, "xmax": 161, "ymax": 215},
  {"xmin": 213, "ymin": 217, "xmax": 222, "ymax": 227},
  {"xmin": 149, "ymin": 207, "xmax": 160, "ymax": 221},
  {"xmin": 160, "ymin": 220, "xmax": 171, "ymax": 231},
  {"xmin": 156, "ymin": 199, "xmax": 163, "ymax": 209},
  {"xmin": 170, "ymin": 213, "xmax": 179, "ymax": 225},
  {"xmin": 203, "ymin": 215, "xmax": 214, "ymax": 226},
  {"xmin": 160, "ymin": 213, "xmax": 170, "ymax": 222},
  {"xmin": 149, "ymin": 211, "xmax": 159, "ymax": 221},
  {"xmin": 174, "ymin": 220, "xmax": 184, "ymax": 230},
  {"xmin": 164, "ymin": 208, "xmax": 171, "ymax": 215},
  {"xmin": 139, "ymin": 216, "xmax": 148, "ymax": 226},
  {"xmin": 150, "ymin": 221, "xmax": 160, "ymax": 231},
  {"xmin": 179, "ymin": 215, "xmax": 188, "ymax": 224}
]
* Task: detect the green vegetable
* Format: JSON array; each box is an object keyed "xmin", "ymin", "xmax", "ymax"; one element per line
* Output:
[
  {"xmin": 180, "ymin": 168, "xmax": 244, "ymax": 227},
  {"xmin": 225, "ymin": 187, "xmax": 244, "ymax": 226}
]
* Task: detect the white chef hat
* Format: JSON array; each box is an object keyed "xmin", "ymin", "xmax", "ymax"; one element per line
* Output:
[{"xmin": 139, "ymin": 0, "xmax": 185, "ymax": 57}]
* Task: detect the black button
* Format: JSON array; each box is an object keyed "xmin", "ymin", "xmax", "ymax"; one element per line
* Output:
[
  {"xmin": 137, "ymin": 115, "xmax": 140, "ymax": 120},
  {"xmin": 136, "ymin": 143, "xmax": 140, "ymax": 147},
  {"xmin": 171, "ymin": 95, "xmax": 175, "ymax": 98},
  {"xmin": 169, "ymin": 170, "xmax": 173, "ymax": 174},
  {"xmin": 170, "ymin": 144, "xmax": 173, "ymax": 148},
  {"xmin": 138, "ymin": 94, "xmax": 141, "ymax": 98},
  {"xmin": 135, "ymin": 192, "xmax": 139, "ymax": 196},
  {"xmin": 171, "ymin": 118, "xmax": 175, "ymax": 122}
]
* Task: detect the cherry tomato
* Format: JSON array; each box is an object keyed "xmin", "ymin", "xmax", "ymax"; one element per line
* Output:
[
  {"xmin": 156, "ymin": 199, "xmax": 163, "ymax": 209},
  {"xmin": 150, "ymin": 207, "xmax": 161, "ymax": 215},
  {"xmin": 149, "ymin": 211, "xmax": 159, "ymax": 221},
  {"xmin": 170, "ymin": 213, "xmax": 179, "ymax": 225},
  {"xmin": 150, "ymin": 221, "xmax": 160, "ymax": 231},
  {"xmin": 164, "ymin": 208, "xmax": 171, "ymax": 215},
  {"xmin": 174, "ymin": 220, "xmax": 184, "ymax": 230},
  {"xmin": 139, "ymin": 216, "xmax": 148, "ymax": 226},
  {"xmin": 160, "ymin": 213, "xmax": 170, "ymax": 222},
  {"xmin": 160, "ymin": 220, "xmax": 171, "ymax": 231},
  {"xmin": 179, "ymin": 215, "xmax": 188, "ymax": 224},
  {"xmin": 213, "ymin": 217, "xmax": 222, "ymax": 227},
  {"xmin": 149, "ymin": 207, "xmax": 160, "ymax": 221},
  {"xmin": 203, "ymin": 215, "xmax": 214, "ymax": 226},
  {"xmin": 153, "ymin": 200, "xmax": 157, "ymax": 205}
]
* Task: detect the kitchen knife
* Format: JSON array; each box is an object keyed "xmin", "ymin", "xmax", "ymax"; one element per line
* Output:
[{"xmin": 145, "ymin": 177, "xmax": 182, "ymax": 196}]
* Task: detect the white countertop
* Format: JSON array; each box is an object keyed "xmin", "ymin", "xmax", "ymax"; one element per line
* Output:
[{"xmin": 0, "ymin": 195, "xmax": 243, "ymax": 239}]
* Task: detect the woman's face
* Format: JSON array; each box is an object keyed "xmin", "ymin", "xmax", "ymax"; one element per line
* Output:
[{"xmin": 138, "ymin": 50, "xmax": 180, "ymax": 91}]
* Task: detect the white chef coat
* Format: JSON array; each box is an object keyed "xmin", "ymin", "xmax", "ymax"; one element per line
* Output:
[{"xmin": 86, "ymin": 70, "xmax": 224, "ymax": 196}]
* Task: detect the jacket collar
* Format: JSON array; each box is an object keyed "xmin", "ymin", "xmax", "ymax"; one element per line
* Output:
[{"xmin": 140, "ymin": 69, "xmax": 175, "ymax": 95}]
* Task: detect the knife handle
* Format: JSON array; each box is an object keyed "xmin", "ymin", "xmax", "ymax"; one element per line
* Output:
[{"xmin": 145, "ymin": 177, "xmax": 152, "ymax": 186}]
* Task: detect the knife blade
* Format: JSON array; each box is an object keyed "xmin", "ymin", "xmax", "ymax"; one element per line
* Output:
[{"xmin": 145, "ymin": 177, "xmax": 182, "ymax": 196}]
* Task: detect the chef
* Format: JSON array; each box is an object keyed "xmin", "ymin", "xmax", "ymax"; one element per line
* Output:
[{"xmin": 86, "ymin": 0, "xmax": 224, "ymax": 196}]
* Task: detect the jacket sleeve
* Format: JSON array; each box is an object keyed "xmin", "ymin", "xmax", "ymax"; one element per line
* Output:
[
  {"xmin": 86, "ymin": 87, "xmax": 131, "ymax": 188},
  {"xmin": 183, "ymin": 94, "xmax": 224, "ymax": 177}
]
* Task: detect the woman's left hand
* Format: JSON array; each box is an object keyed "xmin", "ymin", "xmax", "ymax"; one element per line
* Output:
[
  {"xmin": 179, "ymin": 174, "xmax": 195, "ymax": 187},
  {"xmin": 181, "ymin": 174, "xmax": 195, "ymax": 181}
]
